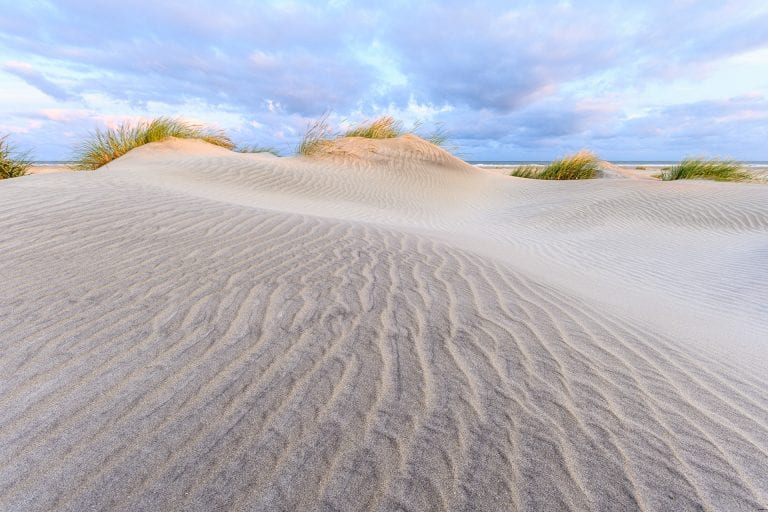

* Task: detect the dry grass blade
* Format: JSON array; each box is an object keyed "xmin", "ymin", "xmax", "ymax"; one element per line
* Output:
[
  {"xmin": 72, "ymin": 117, "xmax": 234, "ymax": 170},
  {"xmin": 0, "ymin": 135, "xmax": 32, "ymax": 179}
]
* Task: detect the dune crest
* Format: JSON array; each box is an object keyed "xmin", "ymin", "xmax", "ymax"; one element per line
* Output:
[
  {"xmin": 304, "ymin": 133, "xmax": 474, "ymax": 171},
  {"xmin": 106, "ymin": 136, "xmax": 236, "ymax": 164},
  {"xmin": 1, "ymin": 139, "xmax": 767, "ymax": 511}
]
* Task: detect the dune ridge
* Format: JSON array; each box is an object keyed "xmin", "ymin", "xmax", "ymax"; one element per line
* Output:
[{"xmin": 1, "ymin": 137, "xmax": 767, "ymax": 511}]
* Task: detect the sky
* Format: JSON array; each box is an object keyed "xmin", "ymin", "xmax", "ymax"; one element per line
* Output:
[{"xmin": 1, "ymin": 0, "xmax": 767, "ymax": 161}]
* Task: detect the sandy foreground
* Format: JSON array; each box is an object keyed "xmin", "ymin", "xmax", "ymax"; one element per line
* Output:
[{"xmin": 1, "ymin": 136, "xmax": 767, "ymax": 511}]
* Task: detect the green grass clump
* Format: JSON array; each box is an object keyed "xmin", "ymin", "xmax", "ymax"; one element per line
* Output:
[
  {"xmin": 510, "ymin": 150, "xmax": 599, "ymax": 180},
  {"xmin": 658, "ymin": 158, "xmax": 749, "ymax": 182},
  {"xmin": 508, "ymin": 165, "xmax": 543, "ymax": 178},
  {"xmin": 296, "ymin": 113, "xmax": 336, "ymax": 156},
  {"xmin": 343, "ymin": 116, "xmax": 404, "ymax": 139},
  {"xmin": 0, "ymin": 135, "xmax": 31, "ymax": 179},
  {"xmin": 236, "ymin": 145, "xmax": 281, "ymax": 156},
  {"xmin": 73, "ymin": 117, "xmax": 234, "ymax": 170}
]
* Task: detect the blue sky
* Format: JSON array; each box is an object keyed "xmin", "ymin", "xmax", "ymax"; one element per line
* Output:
[{"xmin": 1, "ymin": 0, "xmax": 767, "ymax": 160}]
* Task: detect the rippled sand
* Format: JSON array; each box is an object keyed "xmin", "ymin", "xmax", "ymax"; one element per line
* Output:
[{"xmin": 1, "ymin": 137, "xmax": 767, "ymax": 511}]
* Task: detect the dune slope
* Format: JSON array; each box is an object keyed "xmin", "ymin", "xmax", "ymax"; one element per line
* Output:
[{"xmin": 1, "ymin": 137, "xmax": 767, "ymax": 511}]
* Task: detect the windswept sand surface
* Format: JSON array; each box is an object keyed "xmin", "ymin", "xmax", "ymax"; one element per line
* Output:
[{"xmin": 1, "ymin": 137, "xmax": 767, "ymax": 511}]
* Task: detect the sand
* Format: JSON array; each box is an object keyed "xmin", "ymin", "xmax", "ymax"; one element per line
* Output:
[
  {"xmin": 25, "ymin": 164, "xmax": 73, "ymax": 175},
  {"xmin": 1, "ymin": 136, "xmax": 767, "ymax": 511}
]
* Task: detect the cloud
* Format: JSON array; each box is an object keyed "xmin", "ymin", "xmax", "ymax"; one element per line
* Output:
[
  {"xmin": 2, "ymin": 61, "xmax": 74, "ymax": 101},
  {"xmin": 0, "ymin": 1, "xmax": 767, "ymax": 160}
]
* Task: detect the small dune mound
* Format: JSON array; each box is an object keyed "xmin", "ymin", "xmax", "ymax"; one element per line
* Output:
[
  {"xmin": 300, "ymin": 133, "xmax": 473, "ymax": 172},
  {"xmin": 109, "ymin": 137, "xmax": 236, "ymax": 161},
  {"xmin": 73, "ymin": 117, "xmax": 234, "ymax": 170},
  {"xmin": 93, "ymin": 133, "xmax": 488, "ymax": 228},
  {"xmin": 297, "ymin": 114, "xmax": 450, "ymax": 158}
]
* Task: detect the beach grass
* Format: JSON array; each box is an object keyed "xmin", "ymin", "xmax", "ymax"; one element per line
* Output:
[
  {"xmin": 510, "ymin": 150, "xmax": 599, "ymax": 180},
  {"xmin": 0, "ymin": 135, "xmax": 31, "ymax": 179},
  {"xmin": 236, "ymin": 145, "xmax": 281, "ymax": 156},
  {"xmin": 423, "ymin": 123, "xmax": 450, "ymax": 147},
  {"xmin": 296, "ymin": 113, "xmax": 336, "ymax": 156},
  {"xmin": 508, "ymin": 165, "xmax": 543, "ymax": 179},
  {"xmin": 658, "ymin": 158, "xmax": 749, "ymax": 182},
  {"xmin": 344, "ymin": 116, "xmax": 404, "ymax": 139},
  {"xmin": 73, "ymin": 117, "xmax": 234, "ymax": 170}
]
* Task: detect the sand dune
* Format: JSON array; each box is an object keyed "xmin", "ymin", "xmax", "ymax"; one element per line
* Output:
[{"xmin": 1, "ymin": 137, "xmax": 767, "ymax": 511}]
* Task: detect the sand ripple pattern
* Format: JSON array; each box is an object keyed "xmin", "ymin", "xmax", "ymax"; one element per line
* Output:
[{"xmin": 1, "ymin": 174, "xmax": 767, "ymax": 511}]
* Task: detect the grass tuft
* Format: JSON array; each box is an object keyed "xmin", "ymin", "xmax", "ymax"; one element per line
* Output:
[
  {"xmin": 73, "ymin": 117, "xmax": 234, "ymax": 170},
  {"xmin": 236, "ymin": 145, "xmax": 281, "ymax": 156},
  {"xmin": 422, "ymin": 122, "xmax": 450, "ymax": 147},
  {"xmin": 296, "ymin": 112, "xmax": 336, "ymax": 156},
  {"xmin": 0, "ymin": 135, "xmax": 31, "ymax": 179},
  {"xmin": 658, "ymin": 158, "xmax": 749, "ymax": 182},
  {"xmin": 343, "ymin": 116, "xmax": 404, "ymax": 139},
  {"xmin": 508, "ymin": 165, "xmax": 543, "ymax": 179},
  {"xmin": 510, "ymin": 150, "xmax": 599, "ymax": 180}
]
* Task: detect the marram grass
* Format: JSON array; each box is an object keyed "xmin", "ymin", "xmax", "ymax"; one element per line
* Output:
[
  {"xmin": 658, "ymin": 158, "xmax": 749, "ymax": 182},
  {"xmin": 296, "ymin": 113, "xmax": 336, "ymax": 157},
  {"xmin": 73, "ymin": 117, "xmax": 234, "ymax": 170},
  {"xmin": 297, "ymin": 114, "xmax": 450, "ymax": 156},
  {"xmin": 343, "ymin": 116, "xmax": 403, "ymax": 139},
  {"xmin": 236, "ymin": 145, "xmax": 281, "ymax": 156},
  {"xmin": 510, "ymin": 150, "xmax": 599, "ymax": 180},
  {"xmin": 0, "ymin": 135, "xmax": 31, "ymax": 179}
]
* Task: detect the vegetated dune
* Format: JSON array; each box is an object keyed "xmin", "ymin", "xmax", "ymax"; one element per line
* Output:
[{"xmin": 1, "ymin": 136, "xmax": 767, "ymax": 511}]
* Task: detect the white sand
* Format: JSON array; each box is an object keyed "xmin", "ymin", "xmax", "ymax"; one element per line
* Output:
[
  {"xmin": 25, "ymin": 164, "xmax": 73, "ymax": 175},
  {"xmin": 1, "ymin": 136, "xmax": 767, "ymax": 511}
]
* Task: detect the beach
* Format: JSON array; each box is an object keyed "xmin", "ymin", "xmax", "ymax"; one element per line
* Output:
[{"xmin": 1, "ymin": 136, "xmax": 767, "ymax": 510}]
